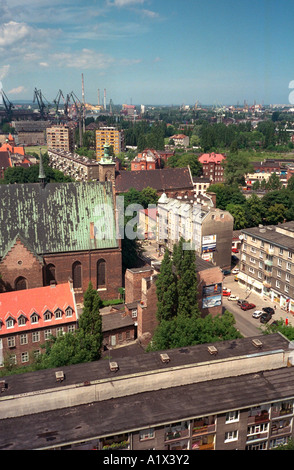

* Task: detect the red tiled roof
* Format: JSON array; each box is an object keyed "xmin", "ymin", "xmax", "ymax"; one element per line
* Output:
[
  {"xmin": 0, "ymin": 283, "xmax": 77, "ymax": 335},
  {"xmin": 199, "ymin": 153, "xmax": 225, "ymax": 164}
]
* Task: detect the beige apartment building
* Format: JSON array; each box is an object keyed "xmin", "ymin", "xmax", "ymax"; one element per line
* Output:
[
  {"xmin": 47, "ymin": 149, "xmax": 100, "ymax": 182},
  {"xmin": 95, "ymin": 127, "xmax": 124, "ymax": 161},
  {"xmin": 46, "ymin": 125, "xmax": 75, "ymax": 152},
  {"xmin": 238, "ymin": 222, "xmax": 294, "ymax": 313}
]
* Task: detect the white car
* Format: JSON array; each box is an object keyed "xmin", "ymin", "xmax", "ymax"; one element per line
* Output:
[
  {"xmin": 223, "ymin": 287, "xmax": 231, "ymax": 293},
  {"xmin": 231, "ymin": 268, "xmax": 239, "ymax": 274},
  {"xmin": 252, "ymin": 310, "xmax": 264, "ymax": 318},
  {"xmin": 228, "ymin": 294, "xmax": 239, "ymax": 301}
]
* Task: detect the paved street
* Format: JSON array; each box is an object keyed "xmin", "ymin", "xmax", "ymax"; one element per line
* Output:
[{"xmin": 222, "ymin": 273, "xmax": 293, "ymax": 336}]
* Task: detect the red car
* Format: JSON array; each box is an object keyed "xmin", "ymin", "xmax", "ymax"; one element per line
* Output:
[
  {"xmin": 223, "ymin": 290, "xmax": 231, "ymax": 296},
  {"xmin": 241, "ymin": 303, "xmax": 256, "ymax": 311},
  {"xmin": 232, "ymin": 248, "xmax": 239, "ymax": 253}
]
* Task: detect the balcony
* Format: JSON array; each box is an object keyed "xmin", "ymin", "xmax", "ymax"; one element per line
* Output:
[
  {"xmin": 192, "ymin": 423, "xmax": 216, "ymax": 436},
  {"xmin": 164, "ymin": 428, "xmax": 189, "ymax": 442},
  {"xmin": 248, "ymin": 412, "xmax": 270, "ymax": 425},
  {"xmin": 265, "ymin": 259, "xmax": 273, "ymax": 267}
]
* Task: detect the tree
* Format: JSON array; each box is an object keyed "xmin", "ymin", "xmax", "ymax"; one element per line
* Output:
[
  {"xmin": 266, "ymin": 172, "xmax": 282, "ymax": 190},
  {"xmin": 223, "ymin": 153, "xmax": 254, "ymax": 185},
  {"xmin": 39, "ymin": 282, "xmax": 103, "ymax": 368},
  {"xmin": 265, "ymin": 203, "xmax": 287, "ymax": 225},
  {"xmin": 156, "ymin": 249, "xmax": 178, "ymax": 322},
  {"xmin": 175, "ymin": 245, "xmax": 200, "ymax": 317},
  {"xmin": 245, "ymin": 194, "xmax": 265, "ymax": 227},
  {"xmin": 226, "ymin": 203, "xmax": 247, "ymax": 230}
]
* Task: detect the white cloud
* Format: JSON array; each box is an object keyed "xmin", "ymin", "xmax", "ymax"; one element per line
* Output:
[
  {"xmin": 0, "ymin": 21, "xmax": 30, "ymax": 47},
  {"xmin": 50, "ymin": 49, "xmax": 115, "ymax": 70},
  {"xmin": 108, "ymin": 0, "xmax": 145, "ymax": 6},
  {"xmin": 8, "ymin": 85, "xmax": 26, "ymax": 94},
  {"xmin": 39, "ymin": 62, "xmax": 49, "ymax": 67},
  {"xmin": 0, "ymin": 64, "xmax": 10, "ymax": 79}
]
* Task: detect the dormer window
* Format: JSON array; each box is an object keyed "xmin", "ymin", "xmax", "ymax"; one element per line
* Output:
[
  {"xmin": 18, "ymin": 315, "xmax": 27, "ymax": 326},
  {"xmin": 65, "ymin": 307, "xmax": 73, "ymax": 317},
  {"xmin": 43, "ymin": 310, "xmax": 52, "ymax": 321},
  {"xmin": 6, "ymin": 317, "xmax": 14, "ymax": 329},
  {"xmin": 54, "ymin": 309, "xmax": 63, "ymax": 319},
  {"xmin": 31, "ymin": 313, "xmax": 39, "ymax": 324}
]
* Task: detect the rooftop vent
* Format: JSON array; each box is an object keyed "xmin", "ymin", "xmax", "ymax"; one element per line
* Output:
[
  {"xmin": 252, "ymin": 339, "xmax": 263, "ymax": 349},
  {"xmin": 160, "ymin": 353, "xmax": 170, "ymax": 364},
  {"xmin": 208, "ymin": 345, "xmax": 218, "ymax": 355},
  {"xmin": 109, "ymin": 361, "xmax": 119, "ymax": 372},
  {"xmin": 55, "ymin": 371, "xmax": 65, "ymax": 382}
]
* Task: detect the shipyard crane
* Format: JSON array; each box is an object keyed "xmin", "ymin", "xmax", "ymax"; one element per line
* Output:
[
  {"xmin": 53, "ymin": 89, "xmax": 65, "ymax": 120},
  {"xmin": 33, "ymin": 88, "xmax": 51, "ymax": 119},
  {"xmin": 66, "ymin": 91, "xmax": 84, "ymax": 147},
  {"xmin": 0, "ymin": 89, "xmax": 14, "ymax": 121}
]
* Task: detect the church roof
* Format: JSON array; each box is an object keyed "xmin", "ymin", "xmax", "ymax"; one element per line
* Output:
[
  {"xmin": 115, "ymin": 167, "xmax": 193, "ymax": 193},
  {"xmin": 0, "ymin": 181, "xmax": 118, "ymax": 257}
]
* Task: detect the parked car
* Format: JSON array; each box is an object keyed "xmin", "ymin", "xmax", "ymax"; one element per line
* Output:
[
  {"xmin": 252, "ymin": 310, "xmax": 264, "ymax": 318},
  {"xmin": 262, "ymin": 307, "xmax": 275, "ymax": 315},
  {"xmin": 237, "ymin": 299, "xmax": 246, "ymax": 306},
  {"xmin": 231, "ymin": 268, "xmax": 239, "ymax": 274},
  {"xmin": 241, "ymin": 302, "xmax": 256, "ymax": 311},
  {"xmin": 223, "ymin": 287, "xmax": 231, "ymax": 293},
  {"xmin": 223, "ymin": 290, "xmax": 231, "ymax": 296},
  {"xmin": 228, "ymin": 294, "xmax": 239, "ymax": 301},
  {"xmin": 260, "ymin": 312, "xmax": 272, "ymax": 323},
  {"xmin": 222, "ymin": 269, "xmax": 231, "ymax": 276},
  {"xmin": 232, "ymin": 248, "xmax": 239, "ymax": 253}
]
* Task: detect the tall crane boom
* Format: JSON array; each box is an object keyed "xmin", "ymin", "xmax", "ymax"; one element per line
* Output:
[
  {"xmin": 33, "ymin": 88, "xmax": 50, "ymax": 119},
  {"xmin": 0, "ymin": 89, "xmax": 14, "ymax": 121}
]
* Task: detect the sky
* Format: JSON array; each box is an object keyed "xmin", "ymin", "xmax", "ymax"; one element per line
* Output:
[{"xmin": 0, "ymin": 0, "xmax": 294, "ymax": 106}]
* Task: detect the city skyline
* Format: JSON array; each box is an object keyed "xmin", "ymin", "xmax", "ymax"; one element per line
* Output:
[{"xmin": 0, "ymin": 0, "xmax": 294, "ymax": 106}]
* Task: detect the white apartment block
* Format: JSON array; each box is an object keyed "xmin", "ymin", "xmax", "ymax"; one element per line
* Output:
[
  {"xmin": 239, "ymin": 222, "xmax": 294, "ymax": 313},
  {"xmin": 157, "ymin": 194, "xmax": 233, "ymax": 269}
]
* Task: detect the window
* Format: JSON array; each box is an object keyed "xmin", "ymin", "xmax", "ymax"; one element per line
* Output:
[
  {"xmin": 226, "ymin": 411, "xmax": 239, "ymax": 423},
  {"xmin": 44, "ymin": 310, "xmax": 52, "ymax": 321},
  {"xmin": 65, "ymin": 307, "xmax": 73, "ymax": 317},
  {"xmin": 276, "ymin": 280, "xmax": 281, "ymax": 288},
  {"xmin": 32, "ymin": 331, "xmax": 40, "ymax": 343},
  {"xmin": 97, "ymin": 259, "xmax": 106, "ymax": 289},
  {"xmin": 286, "ymin": 273, "xmax": 290, "ymax": 282},
  {"xmin": 132, "ymin": 309, "xmax": 137, "ymax": 318},
  {"xmin": 68, "ymin": 324, "xmax": 75, "ymax": 334},
  {"xmin": 44, "ymin": 329, "xmax": 52, "ymax": 340},
  {"xmin": 285, "ymin": 285, "xmax": 290, "ymax": 293},
  {"xmin": 278, "ymin": 258, "xmax": 282, "ymax": 267},
  {"xmin": 72, "ymin": 261, "xmax": 82, "ymax": 289},
  {"xmin": 288, "ymin": 251, "xmax": 292, "ymax": 259},
  {"xmin": 45, "ymin": 264, "xmax": 56, "ymax": 286},
  {"xmin": 31, "ymin": 313, "xmax": 39, "ymax": 324},
  {"xmin": 56, "ymin": 327, "xmax": 64, "ymax": 337},
  {"xmin": 15, "ymin": 276, "xmax": 28, "ymax": 291},
  {"xmin": 21, "ymin": 352, "xmax": 29, "ymax": 363},
  {"xmin": 287, "ymin": 262, "xmax": 291, "ymax": 271},
  {"xmin": 277, "ymin": 270, "xmax": 281, "ymax": 278},
  {"xmin": 6, "ymin": 318, "xmax": 14, "ymax": 329},
  {"xmin": 139, "ymin": 428, "xmax": 155, "ymax": 441},
  {"xmin": 18, "ymin": 315, "xmax": 27, "ymax": 326},
  {"xmin": 7, "ymin": 337, "xmax": 15, "ymax": 348},
  {"xmin": 249, "ymin": 267, "xmax": 255, "ymax": 274},
  {"xmin": 20, "ymin": 334, "xmax": 28, "ymax": 345},
  {"xmin": 225, "ymin": 430, "xmax": 238, "ymax": 442},
  {"xmin": 54, "ymin": 309, "xmax": 63, "ymax": 319}
]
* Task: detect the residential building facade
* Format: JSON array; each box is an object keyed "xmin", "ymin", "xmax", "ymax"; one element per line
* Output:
[
  {"xmin": 157, "ymin": 194, "xmax": 233, "ymax": 269},
  {"xmin": 198, "ymin": 152, "xmax": 226, "ymax": 183},
  {"xmin": 46, "ymin": 125, "xmax": 75, "ymax": 152},
  {"xmin": 238, "ymin": 222, "xmax": 294, "ymax": 313},
  {"xmin": 95, "ymin": 127, "xmax": 124, "ymax": 161},
  {"xmin": 1, "ymin": 333, "xmax": 294, "ymax": 450},
  {"xmin": 0, "ymin": 282, "xmax": 78, "ymax": 367},
  {"xmin": 47, "ymin": 149, "xmax": 100, "ymax": 181}
]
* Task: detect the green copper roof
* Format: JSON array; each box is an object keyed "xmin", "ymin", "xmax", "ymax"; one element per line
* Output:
[{"xmin": 0, "ymin": 181, "xmax": 118, "ymax": 257}]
